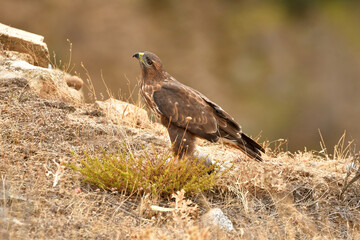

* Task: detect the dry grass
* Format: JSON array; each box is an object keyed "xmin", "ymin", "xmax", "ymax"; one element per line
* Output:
[{"xmin": 1, "ymin": 69, "xmax": 360, "ymax": 239}]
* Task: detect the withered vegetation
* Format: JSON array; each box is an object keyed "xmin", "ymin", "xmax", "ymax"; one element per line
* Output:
[{"xmin": 1, "ymin": 61, "xmax": 360, "ymax": 239}]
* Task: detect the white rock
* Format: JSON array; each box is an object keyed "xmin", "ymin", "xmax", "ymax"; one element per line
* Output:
[
  {"xmin": 202, "ymin": 208, "xmax": 234, "ymax": 232},
  {"xmin": 193, "ymin": 150, "xmax": 214, "ymax": 167}
]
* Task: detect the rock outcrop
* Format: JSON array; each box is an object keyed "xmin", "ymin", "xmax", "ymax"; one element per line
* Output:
[{"xmin": 0, "ymin": 23, "xmax": 49, "ymax": 68}]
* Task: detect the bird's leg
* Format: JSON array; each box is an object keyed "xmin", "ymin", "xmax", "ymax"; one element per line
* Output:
[
  {"xmin": 161, "ymin": 116, "xmax": 214, "ymax": 168},
  {"xmin": 166, "ymin": 123, "xmax": 196, "ymax": 159},
  {"xmin": 160, "ymin": 116, "xmax": 195, "ymax": 158}
]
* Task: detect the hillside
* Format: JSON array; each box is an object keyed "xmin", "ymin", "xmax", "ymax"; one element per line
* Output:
[{"xmin": 1, "ymin": 34, "xmax": 360, "ymax": 239}]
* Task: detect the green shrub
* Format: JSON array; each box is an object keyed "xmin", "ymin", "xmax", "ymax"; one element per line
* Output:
[{"xmin": 69, "ymin": 146, "xmax": 220, "ymax": 197}]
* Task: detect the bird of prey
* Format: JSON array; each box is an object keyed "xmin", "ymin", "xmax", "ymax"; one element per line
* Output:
[{"xmin": 133, "ymin": 51, "xmax": 265, "ymax": 162}]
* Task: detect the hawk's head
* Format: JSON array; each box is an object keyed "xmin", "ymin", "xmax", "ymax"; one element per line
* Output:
[{"xmin": 133, "ymin": 51, "xmax": 165, "ymax": 80}]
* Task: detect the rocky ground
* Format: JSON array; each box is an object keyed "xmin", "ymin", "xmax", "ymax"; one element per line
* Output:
[{"xmin": 1, "ymin": 33, "xmax": 360, "ymax": 239}]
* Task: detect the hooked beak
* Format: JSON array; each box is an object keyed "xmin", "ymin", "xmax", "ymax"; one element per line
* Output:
[{"xmin": 133, "ymin": 52, "xmax": 145, "ymax": 65}]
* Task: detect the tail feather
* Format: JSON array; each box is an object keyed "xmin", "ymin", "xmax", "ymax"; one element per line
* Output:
[
  {"xmin": 217, "ymin": 128, "xmax": 265, "ymax": 162},
  {"xmin": 236, "ymin": 133, "xmax": 264, "ymax": 162}
]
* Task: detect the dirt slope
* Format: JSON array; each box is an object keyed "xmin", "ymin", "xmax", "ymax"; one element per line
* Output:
[{"xmin": 1, "ymin": 53, "xmax": 360, "ymax": 239}]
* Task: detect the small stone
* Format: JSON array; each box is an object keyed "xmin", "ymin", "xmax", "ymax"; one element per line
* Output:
[
  {"xmin": 201, "ymin": 208, "xmax": 234, "ymax": 232},
  {"xmin": 65, "ymin": 76, "xmax": 84, "ymax": 90},
  {"xmin": 193, "ymin": 150, "xmax": 213, "ymax": 167}
]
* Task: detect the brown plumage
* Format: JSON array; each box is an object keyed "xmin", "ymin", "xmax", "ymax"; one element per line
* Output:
[{"xmin": 133, "ymin": 51, "xmax": 265, "ymax": 161}]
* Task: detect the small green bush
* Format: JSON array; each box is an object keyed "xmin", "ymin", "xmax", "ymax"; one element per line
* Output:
[{"xmin": 69, "ymin": 146, "xmax": 219, "ymax": 196}]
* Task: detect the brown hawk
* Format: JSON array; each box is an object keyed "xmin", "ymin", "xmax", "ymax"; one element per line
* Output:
[{"xmin": 133, "ymin": 51, "xmax": 265, "ymax": 162}]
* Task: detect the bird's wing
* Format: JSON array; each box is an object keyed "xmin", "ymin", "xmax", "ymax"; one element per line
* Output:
[
  {"xmin": 195, "ymin": 90, "xmax": 241, "ymax": 132},
  {"xmin": 152, "ymin": 82, "xmax": 219, "ymax": 140},
  {"xmin": 195, "ymin": 91, "xmax": 265, "ymax": 154}
]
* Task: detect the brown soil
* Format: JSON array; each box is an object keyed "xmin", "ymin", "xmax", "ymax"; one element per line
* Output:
[{"xmin": 1, "ymin": 61, "xmax": 360, "ymax": 239}]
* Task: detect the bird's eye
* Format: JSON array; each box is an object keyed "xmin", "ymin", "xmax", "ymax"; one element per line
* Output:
[{"xmin": 146, "ymin": 58, "xmax": 153, "ymax": 65}]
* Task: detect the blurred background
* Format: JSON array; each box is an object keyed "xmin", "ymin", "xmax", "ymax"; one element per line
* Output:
[{"xmin": 1, "ymin": 0, "xmax": 360, "ymax": 152}]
